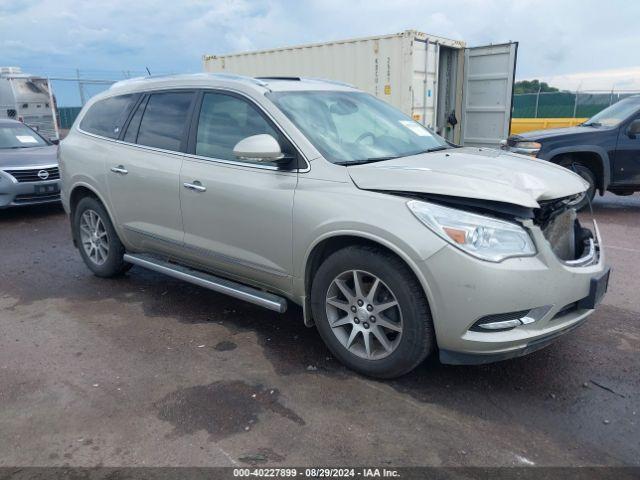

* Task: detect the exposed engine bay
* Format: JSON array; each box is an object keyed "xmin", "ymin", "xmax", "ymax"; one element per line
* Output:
[{"xmin": 535, "ymin": 195, "xmax": 596, "ymax": 264}]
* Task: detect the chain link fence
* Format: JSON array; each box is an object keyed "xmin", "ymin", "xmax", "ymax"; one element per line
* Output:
[
  {"xmin": 513, "ymin": 90, "xmax": 640, "ymax": 119},
  {"xmin": 49, "ymin": 70, "xmax": 147, "ymax": 130},
  {"xmin": 29, "ymin": 69, "xmax": 171, "ymax": 131},
  {"xmin": 57, "ymin": 106, "xmax": 83, "ymax": 129}
]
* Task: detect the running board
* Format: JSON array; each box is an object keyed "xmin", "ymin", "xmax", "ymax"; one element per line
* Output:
[{"xmin": 123, "ymin": 253, "xmax": 287, "ymax": 313}]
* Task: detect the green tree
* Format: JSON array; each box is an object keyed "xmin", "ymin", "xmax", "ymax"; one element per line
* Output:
[{"xmin": 514, "ymin": 79, "xmax": 559, "ymax": 94}]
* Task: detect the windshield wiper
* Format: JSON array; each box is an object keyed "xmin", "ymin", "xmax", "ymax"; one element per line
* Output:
[
  {"xmin": 582, "ymin": 121, "xmax": 602, "ymax": 127},
  {"xmin": 337, "ymin": 146, "xmax": 450, "ymax": 166},
  {"xmin": 417, "ymin": 146, "xmax": 449, "ymax": 153},
  {"xmin": 336, "ymin": 156, "xmax": 400, "ymax": 166}
]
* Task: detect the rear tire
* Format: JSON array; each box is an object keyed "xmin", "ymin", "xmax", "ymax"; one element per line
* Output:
[
  {"xmin": 310, "ymin": 245, "xmax": 434, "ymax": 378},
  {"xmin": 74, "ymin": 196, "xmax": 130, "ymax": 277}
]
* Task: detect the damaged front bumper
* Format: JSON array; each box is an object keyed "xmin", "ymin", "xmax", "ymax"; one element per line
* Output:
[{"xmin": 419, "ymin": 216, "xmax": 609, "ymax": 365}]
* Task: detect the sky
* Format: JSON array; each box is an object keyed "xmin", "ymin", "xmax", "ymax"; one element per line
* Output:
[{"xmin": 1, "ymin": 0, "xmax": 639, "ymax": 105}]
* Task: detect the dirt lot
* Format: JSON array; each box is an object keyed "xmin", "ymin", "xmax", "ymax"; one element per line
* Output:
[{"xmin": 0, "ymin": 194, "xmax": 638, "ymax": 467}]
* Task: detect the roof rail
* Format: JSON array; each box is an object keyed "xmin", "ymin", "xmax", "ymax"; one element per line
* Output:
[
  {"xmin": 256, "ymin": 76, "xmax": 355, "ymax": 88},
  {"xmin": 306, "ymin": 77, "xmax": 355, "ymax": 88},
  {"xmin": 209, "ymin": 73, "xmax": 269, "ymax": 87},
  {"xmin": 109, "ymin": 72, "xmax": 270, "ymax": 90},
  {"xmin": 256, "ymin": 76, "xmax": 302, "ymax": 81},
  {"xmin": 109, "ymin": 75, "xmax": 162, "ymax": 89}
]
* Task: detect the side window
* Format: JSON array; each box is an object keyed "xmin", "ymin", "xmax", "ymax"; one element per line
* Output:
[
  {"xmin": 136, "ymin": 92, "xmax": 193, "ymax": 152},
  {"xmin": 122, "ymin": 97, "xmax": 147, "ymax": 143},
  {"xmin": 79, "ymin": 94, "xmax": 136, "ymax": 139},
  {"xmin": 195, "ymin": 92, "xmax": 281, "ymax": 165}
]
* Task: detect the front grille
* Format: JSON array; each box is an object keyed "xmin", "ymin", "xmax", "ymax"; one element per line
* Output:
[
  {"xmin": 13, "ymin": 192, "xmax": 61, "ymax": 204},
  {"xmin": 4, "ymin": 166, "xmax": 59, "ymax": 183}
]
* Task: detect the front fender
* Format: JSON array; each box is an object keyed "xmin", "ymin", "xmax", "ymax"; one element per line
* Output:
[{"xmin": 293, "ymin": 220, "xmax": 447, "ymax": 327}]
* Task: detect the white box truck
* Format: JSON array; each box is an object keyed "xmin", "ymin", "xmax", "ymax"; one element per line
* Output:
[
  {"xmin": 0, "ymin": 66, "xmax": 58, "ymax": 140},
  {"xmin": 203, "ymin": 30, "xmax": 518, "ymax": 147}
]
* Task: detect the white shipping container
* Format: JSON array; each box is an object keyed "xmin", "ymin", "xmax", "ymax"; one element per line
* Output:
[{"xmin": 203, "ymin": 30, "xmax": 518, "ymax": 147}]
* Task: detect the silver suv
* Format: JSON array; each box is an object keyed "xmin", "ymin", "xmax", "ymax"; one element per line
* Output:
[{"xmin": 60, "ymin": 74, "xmax": 609, "ymax": 378}]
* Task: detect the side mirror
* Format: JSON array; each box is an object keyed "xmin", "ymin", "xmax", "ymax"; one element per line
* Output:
[
  {"xmin": 233, "ymin": 134, "xmax": 284, "ymax": 162},
  {"xmin": 627, "ymin": 119, "xmax": 640, "ymax": 138},
  {"xmin": 49, "ymin": 138, "xmax": 60, "ymax": 145}
]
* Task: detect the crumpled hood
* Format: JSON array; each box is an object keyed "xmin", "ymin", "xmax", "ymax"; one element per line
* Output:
[
  {"xmin": 0, "ymin": 145, "xmax": 58, "ymax": 169},
  {"xmin": 347, "ymin": 147, "xmax": 588, "ymax": 208}
]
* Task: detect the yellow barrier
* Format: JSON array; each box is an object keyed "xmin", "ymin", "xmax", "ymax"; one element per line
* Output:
[{"xmin": 510, "ymin": 118, "xmax": 588, "ymax": 135}]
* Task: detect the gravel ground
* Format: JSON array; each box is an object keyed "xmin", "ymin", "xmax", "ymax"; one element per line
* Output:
[{"xmin": 0, "ymin": 193, "xmax": 638, "ymax": 467}]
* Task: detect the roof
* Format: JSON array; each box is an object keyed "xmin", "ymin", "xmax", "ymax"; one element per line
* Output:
[
  {"xmin": 107, "ymin": 73, "xmax": 357, "ymax": 96},
  {"xmin": 0, "ymin": 118, "xmax": 21, "ymax": 126}
]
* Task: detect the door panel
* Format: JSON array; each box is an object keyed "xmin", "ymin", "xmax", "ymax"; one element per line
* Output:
[
  {"xmin": 180, "ymin": 159, "xmax": 296, "ymax": 291},
  {"xmin": 107, "ymin": 143, "xmax": 185, "ymax": 254},
  {"xmin": 106, "ymin": 91, "xmax": 195, "ymax": 254},
  {"xmin": 613, "ymin": 117, "xmax": 640, "ymax": 185},
  {"xmin": 461, "ymin": 42, "xmax": 517, "ymax": 147},
  {"xmin": 179, "ymin": 90, "xmax": 297, "ymax": 292}
]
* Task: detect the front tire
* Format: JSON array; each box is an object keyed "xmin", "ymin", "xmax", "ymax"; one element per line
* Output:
[
  {"xmin": 74, "ymin": 196, "xmax": 130, "ymax": 277},
  {"xmin": 311, "ymin": 246, "xmax": 434, "ymax": 378},
  {"xmin": 561, "ymin": 161, "xmax": 596, "ymax": 211}
]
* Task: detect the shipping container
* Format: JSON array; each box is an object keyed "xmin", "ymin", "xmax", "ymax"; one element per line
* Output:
[
  {"xmin": 203, "ymin": 30, "xmax": 518, "ymax": 147},
  {"xmin": 0, "ymin": 66, "xmax": 58, "ymax": 140}
]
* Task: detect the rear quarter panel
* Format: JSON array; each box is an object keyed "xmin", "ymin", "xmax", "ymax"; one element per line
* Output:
[{"xmin": 59, "ymin": 130, "xmax": 112, "ymax": 225}]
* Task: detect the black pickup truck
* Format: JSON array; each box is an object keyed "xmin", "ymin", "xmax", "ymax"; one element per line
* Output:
[{"xmin": 502, "ymin": 95, "xmax": 640, "ymax": 209}]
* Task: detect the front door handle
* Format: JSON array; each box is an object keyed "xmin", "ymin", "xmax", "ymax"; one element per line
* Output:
[
  {"xmin": 183, "ymin": 181, "xmax": 207, "ymax": 192},
  {"xmin": 110, "ymin": 165, "xmax": 128, "ymax": 175}
]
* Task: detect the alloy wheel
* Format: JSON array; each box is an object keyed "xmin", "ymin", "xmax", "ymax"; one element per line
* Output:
[
  {"xmin": 79, "ymin": 209, "xmax": 109, "ymax": 266},
  {"xmin": 325, "ymin": 270, "xmax": 403, "ymax": 360}
]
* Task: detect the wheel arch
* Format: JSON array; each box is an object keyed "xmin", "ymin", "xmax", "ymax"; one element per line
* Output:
[
  {"xmin": 545, "ymin": 146, "xmax": 611, "ymax": 194},
  {"xmin": 68, "ymin": 182, "xmax": 117, "ymax": 247},
  {"xmin": 301, "ymin": 232, "xmax": 437, "ymax": 328}
]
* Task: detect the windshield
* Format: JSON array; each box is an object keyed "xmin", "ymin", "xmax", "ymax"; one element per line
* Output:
[
  {"xmin": 268, "ymin": 91, "xmax": 448, "ymax": 164},
  {"xmin": 584, "ymin": 97, "xmax": 640, "ymax": 127},
  {"xmin": 0, "ymin": 123, "xmax": 48, "ymax": 149}
]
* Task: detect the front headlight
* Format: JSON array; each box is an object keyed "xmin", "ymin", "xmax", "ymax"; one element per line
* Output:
[
  {"xmin": 407, "ymin": 201, "xmax": 536, "ymax": 262},
  {"xmin": 514, "ymin": 141, "xmax": 541, "ymax": 156}
]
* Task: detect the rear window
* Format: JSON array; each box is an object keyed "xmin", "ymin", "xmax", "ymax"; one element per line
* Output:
[
  {"xmin": 79, "ymin": 94, "xmax": 136, "ymax": 139},
  {"xmin": 135, "ymin": 92, "xmax": 193, "ymax": 152}
]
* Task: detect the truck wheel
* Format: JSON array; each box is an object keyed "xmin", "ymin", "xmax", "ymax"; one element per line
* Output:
[
  {"xmin": 74, "ymin": 196, "xmax": 130, "ymax": 277},
  {"xmin": 310, "ymin": 245, "xmax": 434, "ymax": 378},
  {"xmin": 562, "ymin": 162, "xmax": 596, "ymax": 211}
]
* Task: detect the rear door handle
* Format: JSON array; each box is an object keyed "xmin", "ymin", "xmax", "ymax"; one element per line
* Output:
[
  {"xmin": 183, "ymin": 181, "xmax": 206, "ymax": 192},
  {"xmin": 110, "ymin": 165, "xmax": 128, "ymax": 175}
]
